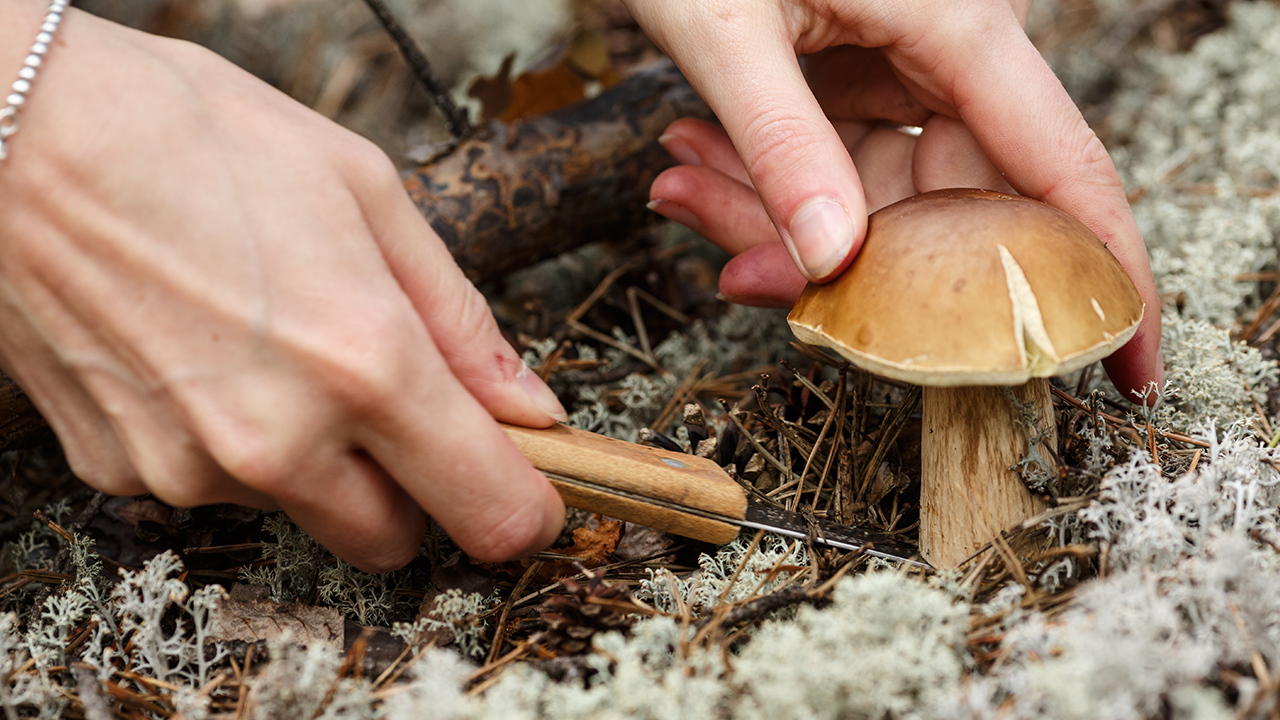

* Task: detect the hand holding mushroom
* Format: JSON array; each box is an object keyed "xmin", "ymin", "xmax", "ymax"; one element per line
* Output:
[
  {"xmin": 789, "ymin": 189, "xmax": 1143, "ymax": 567},
  {"xmin": 631, "ymin": 0, "xmax": 1163, "ymax": 400}
]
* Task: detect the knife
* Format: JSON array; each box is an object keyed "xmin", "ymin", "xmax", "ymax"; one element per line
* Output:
[{"xmin": 501, "ymin": 422, "xmax": 928, "ymax": 567}]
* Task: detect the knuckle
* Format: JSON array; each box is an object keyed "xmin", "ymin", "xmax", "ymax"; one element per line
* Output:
[
  {"xmin": 457, "ymin": 502, "xmax": 546, "ymax": 563},
  {"xmin": 441, "ymin": 284, "xmax": 504, "ymax": 367},
  {"xmin": 740, "ymin": 109, "xmax": 825, "ymax": 188},
  {"xmin": 67, "ymin": 456, "xmax": 143, "ymax": 497},
  {"xmin": 349, "ymin": 542, "xmax": 418, "ymax": 574},
  {"xmin": 129, "ymin": 439, "xmax": 221, "ymax": 508},
  {"xmin": 1042, "ymin": 119, "xmax": 1126, "ymax": 201},
  {"xmin": 170, "ymin": 386, "xmax": 310, "ymax": 498},
  {"xmin": 60, "ymin": 436, "xmax": 145, "ymax": 497},
  {"xmin": 337, "ymin": 135, "xmax": 401, "ymax": 190},
  {"xmin": 1074, "ymin": 130, "xmax": 1120, "ymax": 181},
  {"xmin": 204, "ymin": 429, "xmax": 299, "ymax": 496},
  {"xmin": 144, "ymin": 473, "xmax": 212, "ymax": 509}
]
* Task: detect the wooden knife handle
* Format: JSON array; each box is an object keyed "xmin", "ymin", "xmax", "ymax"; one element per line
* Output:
[{"xmin": 500, "ymin": 423, "xmax": 746, "ymax": 545}]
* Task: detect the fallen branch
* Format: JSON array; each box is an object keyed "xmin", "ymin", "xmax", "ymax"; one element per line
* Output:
[{"xmin": 409, "ymin": 58, "xmax": 712, "ymax": 283}]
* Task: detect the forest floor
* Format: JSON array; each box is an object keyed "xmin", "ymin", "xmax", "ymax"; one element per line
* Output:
[{"xmin": 2, "ymin": 0, "xmax": 1280, "ymax": 718}]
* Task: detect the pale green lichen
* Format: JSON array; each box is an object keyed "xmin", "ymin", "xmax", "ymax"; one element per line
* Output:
[
  {"xmin": 942, "ymin": 426, "xmax": 1280, "ymax": 720},
  {"xmin": 393, "ymin": 588, "xmax": 498, "ymax": 661},
  {"xmin": 1107, "ymin": 2, "xmax": 1280, "ymax": 327},
  {"xmin": 1157, "ymin": 314, "xmax": 1276, "ymax": 431},
  {"xmin": 733, "ymin": 572, "xmax": 969, "ymax": 720},
  {"xmin": 382, "ymin": 572, "xmax": 966, "ymax": 720},
  {"xmin": 239, "ymin": 513, "xmax": 322, "ymax": 604},
  {"xmin": 637, "ymin": 534, "xmax": 809, "ymax": 615},
  {"xmin": 318, "ymin": 558, "xmax": 410, "ymax": 628}
]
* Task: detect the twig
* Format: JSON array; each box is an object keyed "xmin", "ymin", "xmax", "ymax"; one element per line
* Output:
[
  {"xmin": 792, "ymin": 384, "xmax": 838, "ymax": 512},
  {"xmin": 856, "ymin": 386, "xmax": 921, "ymax": 500},
  {"xmin": 486, "ymin": 561, "xmax": 543, "ymax": 665},
  {"xmin": 566, "ymin": 319, "xmax": 663, "ymax": 372},
  {"xmin": 720, "ymin": 401, "xmax": 789, "ymax": 481},
  {"xmin": 465, "ymin": 638, "xmax": 539, "ymax": 693},
  {"xmin": 779, "ymin": 360, "xmax": 836, "ymax": 411},
  {"xmin": 650, "ymin": 359, "xmax": 709, "ymax": 432},
  {"xmin": 358, "ymin": 0, "xmax": 473, "ymax": 138},
  {"xmin": 691, "ymin": 585, "xmax": 829, "ymax": 633},
  {"xmin": 751, "ymin": 377, "xmax": 787, "ymax": 431},
  {"xmin": 496, "ymin": 546, "xmax": 685, "ymax": 617},
  {"xmin": 811, "ymin": 374, "xmax": 847, "ymax": 513},
  {"xmin": 625, "ymin": 287, "xmax": 654, "ymax": 363},
  {"xmin": 1050, "ymin": 385, "xmax": 1210, "ymax": 448},
  {"xmin": 1242, "ymin": 281, "xmax": 1280, "ymax": 342},
  {"xmin": 183, "ymin": 542, "xmax": 264, "ymax": 555},
  {"xmin": 32, "ymin": 510, "xmax": 73, "ymax": 543},
  {"xmin": 373, "ymin": 640, "xmax": 437, "ymax": 691},
  {"xmin": 715, "ymin": 530, "xmax": 764, "ymax": 607},
  {"xmin": 628, "ymin": 286, "xmax": 690, "ymax": 325},
  {"xmin": 990, "ymin": 533, "xmax": 1033, "ymax": 592},
  {"xmin": 565, "ymin": 262, "xmax": 639, "ymax": 324},
  {"xmin": 234, "ymin": 645, "xmax": 254, "ymax": 720}
]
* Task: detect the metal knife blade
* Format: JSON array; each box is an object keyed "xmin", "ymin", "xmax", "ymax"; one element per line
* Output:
[
  {"xmin": 543, "ymin": 469, "xmax": 926, "ymax": 566},
  {"xmin": 502, "ymin": 422, "xmax": 928, "ymax": 568}
]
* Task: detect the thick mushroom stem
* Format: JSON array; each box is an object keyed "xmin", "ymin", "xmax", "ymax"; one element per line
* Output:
[{"xmin": 919, "ymin": 378, "xmax": 1056, "ymax": 569}]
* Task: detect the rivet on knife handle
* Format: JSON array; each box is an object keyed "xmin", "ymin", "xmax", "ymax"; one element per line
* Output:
[{"xmin": 500, "ymin": 422, "xmax": 747, "ymax": 544}]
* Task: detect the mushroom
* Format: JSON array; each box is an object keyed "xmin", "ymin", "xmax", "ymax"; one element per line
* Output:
[{"xmin": 787, "ymin": 189, "xmax": 1143, "ymax": 568}]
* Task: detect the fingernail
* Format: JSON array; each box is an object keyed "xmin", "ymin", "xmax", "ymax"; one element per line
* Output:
[
  {"xmin": 517, "ymin": 362, "xmax": 569, "ymax": 422},
  {"xmin": 784, "ymin": 197, "xmax": 854, "ymax": 281},
  {"xmin": 647, "ymin": 199, "xmax": 703, "ymax": 232},
  {"xmin": 658, "ymin": 134, "xmax": 701, "ymax": 166}
]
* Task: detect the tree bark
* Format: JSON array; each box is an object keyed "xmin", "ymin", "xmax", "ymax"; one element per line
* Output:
[
  {"xmin": 406, "ymin": 59, "xmax": 714, "ymax": 284},
  {"xmin": 919, "ymin": 379, "xmax": 1054, "ymax": 569}
]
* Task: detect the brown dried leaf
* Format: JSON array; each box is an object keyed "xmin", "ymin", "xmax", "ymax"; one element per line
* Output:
[
  {"xmin": 468, "ymin": 27, "xmax": 622, "ymax": 123},
  {"xmin": 209, "ymin": 585, "xmax": 344, "ymax": 650},
  {"xmin": 561, "ymin": 517, "xmax": 623, "ymax": 565},
  {"xmin": 536, "ymin": 516, "xmax": 623, "ymax": 580},
  {"xmin": 102, "ymin": 496, "xmax": 173, "ymax": 529},
  {"xmin": 613, "ymin": 522, "xmax": 675, "ymax": 561},
  {"xmin": 499, "ymin": 60, "xmax": 588, "ymax": 123}
]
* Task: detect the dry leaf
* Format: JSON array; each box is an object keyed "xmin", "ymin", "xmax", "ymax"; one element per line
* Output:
[
  {"xmin": 209, "ymin": 584, "xmax": 344, "ymax": 650},
  {"xmin": 535, "ymin": 516, "xmax": 623, "ymax": 580},
  {"xmin": 562, "ymin": 517, "xmax": 623, "ymax": 565},
  {"xmin": 468, "ymin": 28, "xmax": 622, "ymax": 123},
  {"xmin": 613, "ymin": 522, "xmax": 675, "ymax": 561}
]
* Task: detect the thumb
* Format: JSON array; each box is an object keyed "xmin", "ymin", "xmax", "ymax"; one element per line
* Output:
[{"xmin": 631, "ymin": 5, "xmax": 867, "ymax": 282}]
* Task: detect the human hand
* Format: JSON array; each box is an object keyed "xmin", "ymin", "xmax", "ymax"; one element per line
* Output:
[
  {"xmin": 625, "ymin": 0, "xmax": 1163, "ymax": 399},
  {"xmin": 0, "ymin": 2, "xmax": 567, "ymax": 571}
]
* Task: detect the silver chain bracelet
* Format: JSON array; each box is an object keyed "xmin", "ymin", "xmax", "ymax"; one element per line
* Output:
[{"xmin": 0, "ymin": 0, "xmax": 69, "ymax": 164}]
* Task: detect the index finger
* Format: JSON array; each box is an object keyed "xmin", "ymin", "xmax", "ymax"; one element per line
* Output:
[{"xmin": 623, "ymin": 0, "xmax": 869, "ymax": 283}]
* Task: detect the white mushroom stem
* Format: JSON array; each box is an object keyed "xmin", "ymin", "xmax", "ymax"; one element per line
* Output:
[{"xmin": 919, "ymin": 378, "xmax": 1056, "ymax": 569}]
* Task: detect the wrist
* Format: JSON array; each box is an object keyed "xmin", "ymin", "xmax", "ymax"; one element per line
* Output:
[
  {"xmin": 0, "ymin": 0, "xmax": 52, "ymax": 66},
  {"xmin": 1, "ymin": 0, "xmax": 70, "ymax": 163}
]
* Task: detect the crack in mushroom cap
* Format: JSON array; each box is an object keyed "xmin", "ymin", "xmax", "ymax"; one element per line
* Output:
[{"xmin": 787, "ymin": 189, "xmax": 1144, "ymax": 387}]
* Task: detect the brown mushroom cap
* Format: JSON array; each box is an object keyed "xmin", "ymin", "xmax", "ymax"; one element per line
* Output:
[{"xmin": 787, "ymin": 189, "xmax": 1144, "ymax": 386}]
